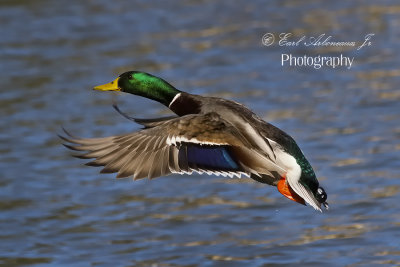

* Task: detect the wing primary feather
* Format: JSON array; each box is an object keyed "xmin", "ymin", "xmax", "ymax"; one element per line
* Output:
[
  {"xmin": 113, "ymin": 104, "xmax": 178, "ymax": 128},
  {"xmin": 178, "ymin": 146, "xmax": 190, "ymax": 172},
  {"xmin": 148, "ymin": 150, "xmax": 163, "ymax": 179},
  {"xmin": 62, "ymin": 143, "xmax": 84, "ymax": 152},
  {"xmin": 112, "ymin": 104, "xmax": 137, "ymax": 122},
  {"xmin": 100, "ymin": 148, "xmax": 136, "ymax": 174},
  {"xmin": 117, "ymin": 150, "xmax": 148, "ymax": 179},
  {"xmin": 169, "ymin": 146, "xmax": 181, "ymax": 173},
  {"xmin": 134, "ymin": 151, "xmax": 156, "ymax": 180},
  {"xmin": 159, "ymin": 146, "xmax": 169, "ymax": 176}
]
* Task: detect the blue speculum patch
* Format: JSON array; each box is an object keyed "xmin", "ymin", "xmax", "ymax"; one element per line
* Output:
[{"xmin": 180, "ymin": 144, "xmax": 239, "ymax": 171}]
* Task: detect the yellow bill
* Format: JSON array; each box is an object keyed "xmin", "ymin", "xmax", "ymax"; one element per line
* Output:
[{"xmin": 93, "ymin": 77, "xmax": 120, "ymax": 91}]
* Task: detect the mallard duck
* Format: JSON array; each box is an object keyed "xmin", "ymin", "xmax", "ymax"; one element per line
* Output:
[{"xmin": 61, "ymin": 71, "xmax": 329, "ymax": 211}]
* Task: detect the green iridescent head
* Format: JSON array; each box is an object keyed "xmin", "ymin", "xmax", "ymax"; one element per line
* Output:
[{"xmin": 94, "ymin": 71, "xmax": 181, "ymax": 106}]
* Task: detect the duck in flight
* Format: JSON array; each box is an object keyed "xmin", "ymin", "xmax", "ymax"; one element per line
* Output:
[{"xmin": 60, "ymin": 71, "xmax": 329, "ymax": 211}]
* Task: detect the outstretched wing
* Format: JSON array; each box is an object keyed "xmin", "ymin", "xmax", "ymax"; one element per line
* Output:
[{"xmin": 60, "ymin": 112, "xmax": 287, "ymax": 181}]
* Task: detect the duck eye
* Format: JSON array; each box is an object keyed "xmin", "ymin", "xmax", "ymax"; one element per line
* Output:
[
  {"xmin": 316, "ymin": 187, "xmax": 327, "ymax": 203},
  {"xmin": 128, "ymin": 74, "xmax": 133, "ymax": 80}
]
